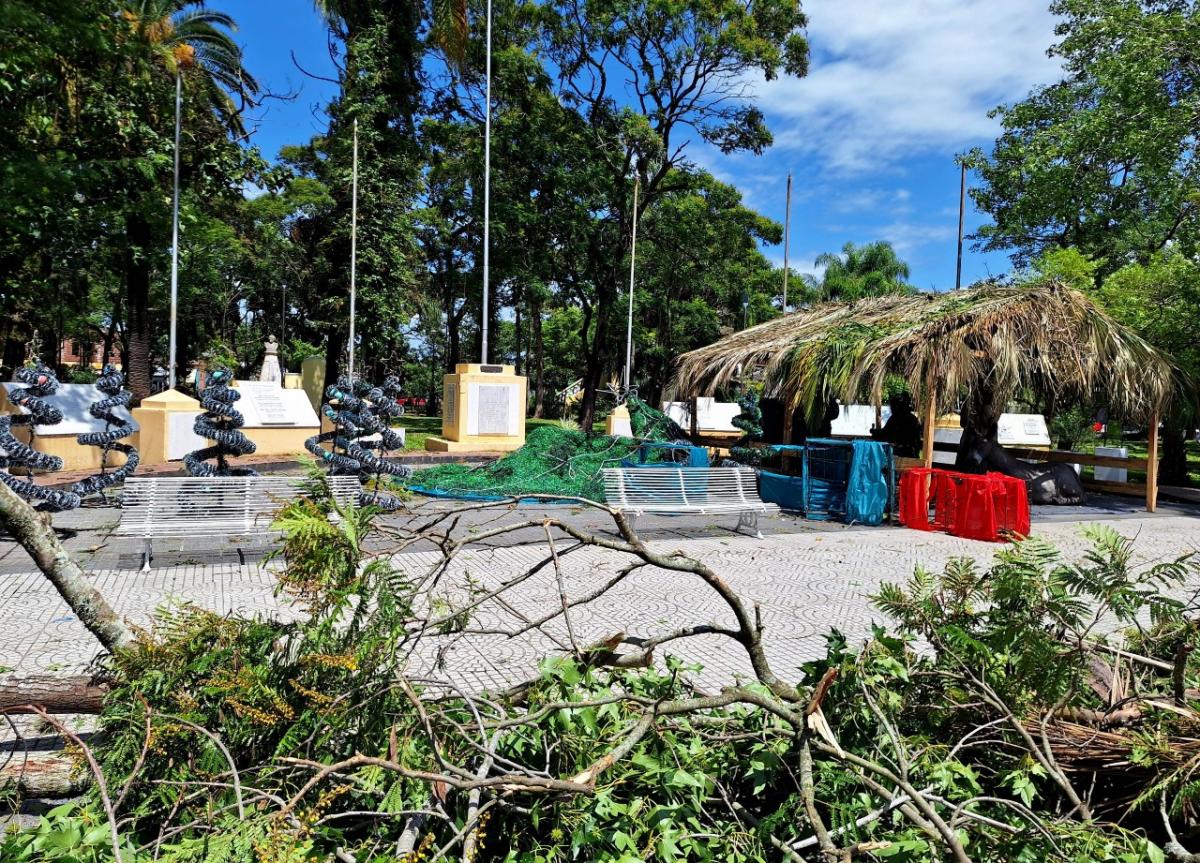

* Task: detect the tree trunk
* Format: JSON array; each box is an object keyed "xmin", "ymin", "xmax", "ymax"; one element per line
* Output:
[
  {"xmin": 532, "ymin": 294, "xmax": 545, "ymax": 418},
  {"xmin": 0, "ymin": 675, "xmax": 108, "ymax": 713},
  {"xmin": 0, "ymin": 481, "xmax": 133, "ymax": 654},
  {"xmin": 514, "ymin": 282, "xmax": 523, "ymax": 376},
  {"xmin": 0, "ymin": 753, "xmax": 89, "ymax": 798},
  {"xmin": 125, "ymin": 213, "xmax": 154, "ymax": 402},
  {"xmin": 578, "ymin": 281, "xmax": 616, "ymax": 431}
]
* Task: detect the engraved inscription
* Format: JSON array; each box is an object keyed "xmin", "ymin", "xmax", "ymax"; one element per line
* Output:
[
  {"xmin": 477, "ymin": 384, "xmax": 512, "ymax": 435},
  {"xmin": 445, "ymin": 382, "xmax": 457, "ymax": 426}
]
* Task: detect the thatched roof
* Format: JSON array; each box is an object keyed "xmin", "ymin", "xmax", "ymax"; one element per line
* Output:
[{"xmin": 670, "ymin": 281, "xmax": 1185, "ymax": 422}]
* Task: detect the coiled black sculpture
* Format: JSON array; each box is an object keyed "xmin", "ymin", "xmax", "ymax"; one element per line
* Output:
[
  {"xmin": 68, "ymin": 365, "xmax": 140, "ymax": 500},
  {"xmin": 184, "ymin": 368, "xmax": 258, "ymax": 476},
  {"xmin": 0, "ymin": 364, "xmax": 81, "ymax": 511},
  {"xmin": 304, "ymin": 374, "xmax": 411, "ymax": 509}
]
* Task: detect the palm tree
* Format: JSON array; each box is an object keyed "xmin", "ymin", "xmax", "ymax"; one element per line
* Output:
[
  {"xmin": 813, "ymin": 241, "xmax": 912, "ymax": 302},
  {"xmin": 119, "ymin": 0, "xmax": 259, "ymax": 398},
  {"xmin": 122, "ymin": 1, "xmax": 259, "ymax": 134}
]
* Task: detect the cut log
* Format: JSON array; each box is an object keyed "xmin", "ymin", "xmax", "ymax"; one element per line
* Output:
[
  {"xmin": 0, "ymin": 753, "xmax": 88, "ymax": 798},
  {"xmin": 0, "ymin": 675, "xmax": 109, "ymax": 714}
]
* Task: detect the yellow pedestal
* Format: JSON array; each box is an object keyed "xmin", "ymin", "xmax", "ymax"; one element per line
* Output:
[
  {"xmin": 606, "ymin": 404, "xmax": 632, "ymax": 437},
  {"xmin": 425, "ymin": 363, "xmax": 527, "ymax": 453},
  {"xmin": 301, "ymin": 357, "xmax": 326, "ymax": 413},
  {"xmin": 131, "ymin": 389, "xmax": 202, "ymax": 466},
  {"xmin": 284, "ymin": 372, "xmax": 303, "ymax": 390}
]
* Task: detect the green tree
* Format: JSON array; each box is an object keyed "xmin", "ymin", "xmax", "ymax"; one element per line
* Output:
[
  {"xmin": 811, "ymin": 240, "xmax": 912, "ymax": 301},
  {"xmin": 967, "ymin": 0, "xmax": 1200, "ymax": 271},
  {"xmin": 533, "ymin": 0, "xmax": 810, "ymax": 428}
]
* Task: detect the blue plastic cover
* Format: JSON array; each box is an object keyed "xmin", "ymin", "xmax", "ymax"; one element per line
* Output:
[{"xmin": 845, "ymin": 439, "xmax": 889, "ymax": 525}]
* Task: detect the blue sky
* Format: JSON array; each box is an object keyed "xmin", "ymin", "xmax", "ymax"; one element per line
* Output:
[{"xmin": 225, "ymin": 0, "xmax": 1064, "ymax": 291}]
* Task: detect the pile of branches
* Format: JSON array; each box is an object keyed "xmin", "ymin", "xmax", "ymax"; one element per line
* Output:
[{"xmin": 2, "ymin": 478, "xmax": 1200, "ymax": 861}]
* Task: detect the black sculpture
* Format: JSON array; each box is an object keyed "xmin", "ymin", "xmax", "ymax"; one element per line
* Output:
[
  {"xmin": 184, "ymin": 368, "xmax": 258, "ymax": 476},
  {"xmin": 304, "ymin": 374, "xmax": 412, "ymax": 509},
  {"xmin": 0, "ymin": 364, "xmax": 81, "ymax": 511},
  {"xmin": 871, "ymin": 393, "xmax": 923, "ymax": 458},
  {"xmin": 954, "ymin": 389, "xmax": 1085, "ymax": 505},
  {"xmin": 69, "ymin": 365, "xmax": 140, "ymax": 500}
]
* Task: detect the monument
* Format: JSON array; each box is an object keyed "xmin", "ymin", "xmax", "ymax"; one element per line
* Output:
[
  {"xmin": 229, "ymin": 378, "xmax": 320, "ymax": 458},
  {"xmin": 425, "ymin": 363, "xmax": 527, "ymax": 453},
  {"xmin": 259, "ymin": 335, "xmax": 282, "ymax": 384}
]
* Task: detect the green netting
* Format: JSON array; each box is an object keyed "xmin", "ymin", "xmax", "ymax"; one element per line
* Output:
[
  {"xmin": 405, "ymin": 398, "xmax": 688, "ymax": 502},
  {"xmin": 407, "ymin": 426, "xmax": 641, "ymax": 501}
]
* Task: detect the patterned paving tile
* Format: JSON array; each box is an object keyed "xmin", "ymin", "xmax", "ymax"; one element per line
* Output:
[{"xmin": 2, "ymin": 514, "xmax": 1199, "ymax": 698}]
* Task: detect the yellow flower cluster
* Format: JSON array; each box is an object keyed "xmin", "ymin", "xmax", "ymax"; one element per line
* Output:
[
  {"xmin": 288, "ymin": 678, "xmax": 335, "ymax": 706},
  {"xmin": 300, "ymin": 652, "xmax": 359, "ymax": 672},
  {"xmin": 399, "ymin": 831, "xmax": 436, "ymax": 862},
  {"xmin": 464, "ymin": 809, "xmax": 493, "ymax": 863}
]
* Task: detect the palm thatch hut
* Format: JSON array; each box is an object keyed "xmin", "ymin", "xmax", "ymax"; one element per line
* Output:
[{"xmin": 670, "ymin": 281, "xmax": 1187, "ymax": 510}]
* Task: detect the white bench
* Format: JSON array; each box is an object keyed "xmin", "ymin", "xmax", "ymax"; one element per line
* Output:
[
  {"xmin": 601, "ymin": 467, "xmax": 779, "ymax": 538},
  {"xmin": 117, "ymin": 475, "xmax": 361, "ymax": 570}
]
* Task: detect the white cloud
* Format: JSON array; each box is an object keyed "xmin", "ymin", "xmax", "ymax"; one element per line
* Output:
[{"xmin": 755, "ymin": 0, "xmax": 1062, "ymax": 172}]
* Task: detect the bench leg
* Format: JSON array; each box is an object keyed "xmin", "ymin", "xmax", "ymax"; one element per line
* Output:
[
  {"xmin": 237, "ymin": 547, "xmax": 247, "ymax": 567},
  {"xmin": 141, "ymin": 538, "xmax": 152, "ymax": 572},
  {"xmin": 737, "ymin": 511, "xmax": 764, "ymax": 540}
]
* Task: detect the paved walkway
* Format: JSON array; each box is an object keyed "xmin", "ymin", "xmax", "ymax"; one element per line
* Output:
[{"xmin": 3, "ymin": 502, "xmax": 1198, "ymax": 694}]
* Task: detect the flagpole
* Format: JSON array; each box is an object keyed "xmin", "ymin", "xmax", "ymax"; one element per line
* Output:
[
  {"xmin": 168, "ymin": 71, "xmax": 182, "ymax": 389},
  {"xmin": 348, "ymin": 118, "xmax": 358, "ymax": 378},
  {"xmin": 782, "ymin": 171, "xmax": 792, "ymax": 314},
  {"xmin": 624, "ymin": 176, "xmax": 639, "ymax": 391},
  {"xmin": 481, "ymin": 0, "xmax": 493, "ymax": 364}
]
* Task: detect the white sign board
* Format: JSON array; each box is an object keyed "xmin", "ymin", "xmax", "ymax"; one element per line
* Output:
[
  {"xmin": 2, "ymin": 382, "xmax": 139, "ymax": 436},
  {"xmin": 661, "ymin": 398, "xmax": 741, "ymax": 432},
  {"xmin": 830, "ymin": 403, "xmax": 892, "ymax": 438},
  {"xmin": 167, "ymin": 411, "xmax": 206, "ymax": 461},
  {"xmin": 1095, "ymin": 446, "xmax": 1128, "ymax": 483},
  {"xmin": 233, "ymin": 381, "xmax": 319, "ymax": 428},
  {"xmin": 467, "ymin": 382, "xmax": 520, "ymax": 436}
]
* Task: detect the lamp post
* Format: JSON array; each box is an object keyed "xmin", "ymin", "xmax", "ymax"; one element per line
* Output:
[
  {"xmin": 782, "ymin": 171, "xmax": 791, "ymax": 313},
  {"xmin": 348, "ymin": 118, "xmax": 359, "ymax": 379}
]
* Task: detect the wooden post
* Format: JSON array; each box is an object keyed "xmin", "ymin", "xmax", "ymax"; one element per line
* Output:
[
  {"xmin": 1146, "ymin": 412, "xmax": 1159, "ymax": 513},
  {"xmin": 921, "ymin": 380, "xmax": 937, "ymax": 469},
  {"xmin": 874, "ymin": 401, "xmax": 883, "ymax": 436}
]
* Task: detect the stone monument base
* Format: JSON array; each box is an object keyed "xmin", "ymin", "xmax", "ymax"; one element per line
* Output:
[
  {"xmin": 424, "ymin": 435, "xmax": 524, "ymax": 454},
  {"xmin": 605, "ymin": 404, "xmax": 632, "ymax": 437},
  {"xmin": 425, "ymin": 363, "xmax": 527, "ymax": 454},
  {"xmin": 131, "ymin": 389, "xmax": 203, "ymax": 466}
]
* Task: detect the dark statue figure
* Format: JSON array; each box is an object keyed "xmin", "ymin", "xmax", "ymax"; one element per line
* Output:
[
  {"xmin": 954, "ymin": 391, "xmax": 1085, "ymax": 506},
  {"xmin": 871, "ymin": 393, "xmax": 923, "ymax": 458},
  {"xmin": 184, "ymin": 368, "xmax": 258, "ymax": 476}
]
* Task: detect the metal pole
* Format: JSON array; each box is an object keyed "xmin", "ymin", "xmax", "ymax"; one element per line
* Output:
[
  {"xmin": 348, "ymin": 118, "xmax": 358, "ymax": 379},
  {"xmin": 168, "ymin": 71, "xmax": 182, "ymax": 389},
  {"xmin": 782, "ymin": 172, "xmax": 791, "ymax": 313},
  {"xmin": 481, "ymin": 0, "xmax": 493, "ymax": 364},
  {"xmin": 624, "ymin": 176, "xmax": 640, "ymax": 391},
  {"xmin": 955, "ymin": 161, "xmax": 966, "ymax": 290}
]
